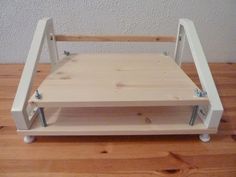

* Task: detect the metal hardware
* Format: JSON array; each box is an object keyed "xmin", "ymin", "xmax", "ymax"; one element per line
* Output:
[
  {"xmin": 198, "ymin": 105, "xmax": 209, "ymax": 121},
  {"xmin": 35, "ymin": 90, "xmax": 42, "ymax": 99},
  {"xmin": 163, "ymin": 51, "xmax": 168, "ymax": 56},
  {"xmin": 194, "ymin": 88, "xmax": 207, "ymax": 97},
  {"xmin": 199, "ymin": 134, "xmax": 210, "ymax": 142},
  {"xmin": 24, "ymin": 136, "xmax": 35, "ymax": 144},
  {"xmin": 189, "ymin": 105, "xmax": 198, "ymax": 126},
  {"xmin": 178, "ymin": 35, "xmax": 182, "ymax": 41},
  {"xmin": 199, "ymin": 109, "xmax": 206, "ymax": 116},
  {"xmin": 64, "ymin": 50, "xmax": 70, "ymax": 56},
  {"xmin": 192, "ymin": 88, "xmax": 207, "ymax": 125},
  {"xmin": 38, "ymin": 108, "xmax": 47, "ymax": 127}
]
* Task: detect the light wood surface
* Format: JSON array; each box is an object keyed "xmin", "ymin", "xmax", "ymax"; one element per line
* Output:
[
  {"xmin": 18, "ymin": 106, "xmax": 215, "ymax": 136},
  {"xmin": 29, "ymin": 53, "xmax": 209, "ymax": 107},
  {"xmin": 55, "ymin": 35, "xmax": 176, "ymax": 42},
  {"xmin": 0, "ymin": 63, "xmax": 236, "ymax": 176}
]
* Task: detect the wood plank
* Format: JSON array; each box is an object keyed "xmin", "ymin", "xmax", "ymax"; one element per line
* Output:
[
  {"xmin": 18, "ymin": 106, "xmax": 215, "ymax": 136},
  {"xmin": 55, "ymin": 35, "xmax": 176, "ymax": 42},
  {"xmin": 29, "ymin": 53, "xmax": 209, "ymax": 107}
]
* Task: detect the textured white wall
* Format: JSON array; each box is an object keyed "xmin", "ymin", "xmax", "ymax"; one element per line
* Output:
[{"xmin": 1, "ymin": 0, "xmax": 236, "ymax": 63}]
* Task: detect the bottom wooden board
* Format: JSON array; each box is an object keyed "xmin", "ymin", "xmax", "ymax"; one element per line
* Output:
[{"xmin": 18, "ymin": 106, "xmax": 216, "ymax": 135}]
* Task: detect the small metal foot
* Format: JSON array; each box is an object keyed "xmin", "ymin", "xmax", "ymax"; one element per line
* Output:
[
  {"xmin": 199, "ymin": 134, "xmax": 210, "ymax": 143},
  {"xmin": 23, "ymin": 136, "xmax": 35, "ymax": 144}
]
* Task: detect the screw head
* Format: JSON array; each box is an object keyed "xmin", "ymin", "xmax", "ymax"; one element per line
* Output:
[
  {"xmin": 179, "ymin": 36, "xmax": 182, "ymax": 41},
  {"xmin": 64, "ymin": 50, "xmax": 70, "ymax": 56},
  {"xmin": 194, "ymin": 89, "xmax": 207, "ymax": 97},
  {"xmin": 35, "ymin": 90, "xmax": 42, "ymax": 99},
  {"xmin": 163, "ymin": 51, "xmax": 168, "ymax": 56}
]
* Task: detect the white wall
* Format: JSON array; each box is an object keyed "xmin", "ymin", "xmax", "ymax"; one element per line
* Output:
[{"xmin": 1, "ymin": 0, "xmax": 236, "ymax": 63}]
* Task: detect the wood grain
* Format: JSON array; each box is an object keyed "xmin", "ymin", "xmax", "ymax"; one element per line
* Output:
[
  {"xmin": 0, "ymin": 63, "xmax": 236, "ymax": 177},
  {"xmin": 29, "ymin": 54, "xmax": 208, "ymax": 107},
  {"xmin": 18, "ymin": 106, "xmax": 216, "ymax": 136},
  {"xmin": 54, "ymin": 35, "xmax": 176, "ymax": 42}
]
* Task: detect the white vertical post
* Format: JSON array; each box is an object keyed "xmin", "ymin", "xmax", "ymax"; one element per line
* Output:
[
  {"xmin": 174, "ymin": 24, "xmax": 186, "ymax": 66},
  {"xmin": 11, "ymin": 18, "xmax": 53, "ymax": 129}
]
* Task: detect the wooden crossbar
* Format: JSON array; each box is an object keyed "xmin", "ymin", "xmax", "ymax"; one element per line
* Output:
[{"xmin": 54, "ymin": 35, "xmax": 176, "ymax": 42}]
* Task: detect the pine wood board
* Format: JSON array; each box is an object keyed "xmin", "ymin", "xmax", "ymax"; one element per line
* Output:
[
  {"xmin": 54, "ymin": 34, "xmax": 176, "ymax": 42},
  {"xmin": 29, "ymin": 53, "xmax": 209, "ymax": 107},
  {"xmin": 1, "ymin": 63, "xmax": 236, "ymax": 177}
]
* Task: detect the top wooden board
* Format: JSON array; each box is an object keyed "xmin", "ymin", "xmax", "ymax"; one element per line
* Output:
[{"xmin": 29, "ymin": 53, "xmax": 209, "ymax": 107}]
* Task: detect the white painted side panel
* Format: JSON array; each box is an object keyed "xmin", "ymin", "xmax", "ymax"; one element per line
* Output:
[
  {"xmin": 179, "ymin": 19, "xmax": 223, "ymax": 128},
  {"xmin": 11, "ymin": 18, "xmax": 52, "ymax": 129}
]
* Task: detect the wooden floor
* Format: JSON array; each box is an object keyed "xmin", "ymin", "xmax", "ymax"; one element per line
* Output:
[{"xmin": 0, "ymin": 63, "xmax": 235, "ymax": 177}]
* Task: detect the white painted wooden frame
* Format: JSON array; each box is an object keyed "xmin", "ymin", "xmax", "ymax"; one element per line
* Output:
[
  {"xmin": 11, "ymin": 17, "xmax": 223, "ymax": 133},
  {"xmin": 11, "ymin": 18, "xmax": 58, "ymax": 130},
  {"xmin": 174, "ymin": 19, "xmax": 223, "ymax": 129}
]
